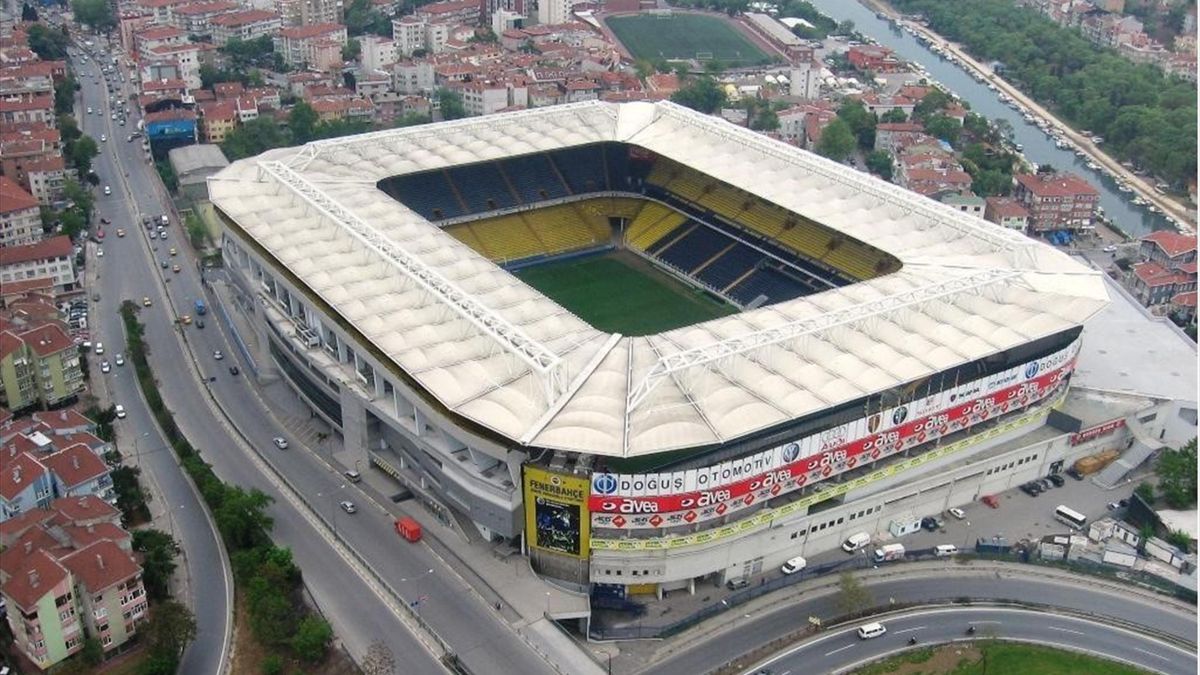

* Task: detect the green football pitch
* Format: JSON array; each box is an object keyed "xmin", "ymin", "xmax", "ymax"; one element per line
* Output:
[
  {"xmin": 515, "ymin": 252, "xmax": 735, "ymax": 336},
  {"xmin": 605, "ymin": 13, "xmax": 770, "ymax": 67}
]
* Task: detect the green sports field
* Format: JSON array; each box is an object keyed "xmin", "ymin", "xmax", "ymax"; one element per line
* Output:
[
  {"xmin": 605, "ymin": 13, "xmax": 770, "ymax": 67},
  {"xmin": 516, "ymin": 252, "xmax": 735, "ymax": 336}
]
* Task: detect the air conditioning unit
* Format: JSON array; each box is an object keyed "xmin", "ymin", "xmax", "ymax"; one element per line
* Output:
[{"xmin": 297, "ymin": 326, "xmax": 319, "ymax": 348}]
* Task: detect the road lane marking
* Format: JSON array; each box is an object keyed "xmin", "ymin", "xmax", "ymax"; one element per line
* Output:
[
  {"xmin": 1045, "ymin": 626, "xmax": 1085, "ymax": 636},
  {"xmin": 1132, "ymin": 647, "xmax": 1171, "ymax": 661},
  {"xmin": 894, "ymin": 626, "xmax": 925, "ymax": 634},
  {"xmin": 825, "ymin": 644, "xmax": 855, "ymax": 657}
]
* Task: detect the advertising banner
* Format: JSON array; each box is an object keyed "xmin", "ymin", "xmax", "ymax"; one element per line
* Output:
[
  {"xmin": 1069, "ymin": 418, "xmax": 1126, "ymax": 446},
  {"xmin": 590, "ymin": 342, "xmax": 1079, "ymax": 531},
  {"xmin": 524, "ymin": 466, "xmax": 590, "ymax": 558}
]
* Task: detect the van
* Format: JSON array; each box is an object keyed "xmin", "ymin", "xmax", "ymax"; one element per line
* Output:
[
  {"xmin": 857, "ymin": 622, "xmax": 887, "ymax": 639},
  {"xmin": 842, "ymin": 532, "xmax": 871, "ymax": 553},
  {"xmin": 934, "ymin": 544, "xmax": 959, "ymax": 557},
  {"xmin": 344, "ymin": 470, "xmax": 362, "ymax": 483},
  {"xmin": 780, "ymin": 556, "xmax": 807, "ymax": 575}
]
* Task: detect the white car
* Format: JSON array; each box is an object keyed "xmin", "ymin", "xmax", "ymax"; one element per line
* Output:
[
  {"xmin": 100, "ymin": 134, "xmax": 107, "ymax": 142},
  {"xmin": 339, "ymin": 501, "xmax": 357, "ymax": 514},
  {"xmin": 94, "ymin": 342, "xmax": 104, "ymax": 355},
  {"xmin": 947, "ymin": 507, "xmax": 966, "ymax": 520},
  {"xmin": 114, "ymin": 404, "xmax": 126, "ymax": 419},
  {"xmin": 272, "ymin": 437, "xmax": 289, "ymax": 449},
  {"xmin": 1103, "ymin": 245, "xmax": 1118, "ymax": 253},
  {"xmin": 100, "ymin": 360, "xmax": 111, "ymax": 373},
  {"xmin": 115, "ymin": 353, "xmax": 125, "ymax": 366},
  {"xmin": 96, "ymin": 248, "xmax": 104, "ymax": 257},
  {"xmin": 86, "ymin": 107, "xmax": 93, "ymax": 114},
  {"xmin": 103, "ymin": 186, "xmax": 111, "ymax": 195},
  {"xmin": 213, "ymin": 350, "xmax": 224, "ymax": 360}
]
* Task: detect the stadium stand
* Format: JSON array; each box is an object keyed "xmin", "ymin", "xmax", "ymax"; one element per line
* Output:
[
  {"xmin": 626, "ymin": 203, "xmax": 687, "ymax": 251},
  {"xmin": 727, "ymin": 266, "xmax": 812, "ymax": 307},
  {"xmin": 548, "ymin": 145, "xmax": 609, "ymax": 194},
  {"xmin": 382, "ymin": 170, "xmax": 464, "ymax": 220},
  {"xmin": 452, "ymin": 161, "xmax": 519, "ymax": 212},
  {"xmin": 449, "ymin": 202, "xmax": 612, "ymax": 264},
  {"xmin": 695, "ymin": 242, "xmax": 761, "ymax": 291},
  {"xmin": 657, "ymin": 224, "xmax": 731, "ymax": 276},
  {"xmin": 500, "ymin": 153, "xmax": 570, "ymax": 203}
]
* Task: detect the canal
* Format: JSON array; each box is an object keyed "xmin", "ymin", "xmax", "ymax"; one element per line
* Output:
[{"xmin": 809, "ymin": 0, "xmax": 1173, "ymax": 238}]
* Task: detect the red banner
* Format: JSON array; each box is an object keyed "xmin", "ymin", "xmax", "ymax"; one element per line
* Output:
[
  {"xmin": 1069, "ymin": 418, "xmax": 1126, "ymax": 446},
  {"xmin": 589, "ymin": 362, "xmax": 1072, "ymax": 517}
]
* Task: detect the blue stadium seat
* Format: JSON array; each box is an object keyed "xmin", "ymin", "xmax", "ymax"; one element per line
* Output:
[
  {"xmin": 696, "ymin": 243, "xmax": 760, "ymax": 291},
  {"xmin": 548, "ymin": 145, "xmax": 608, "ymax": 194},
  {"xmin": 452, "ymin": 162, "xmax": 517, "ymax": 213},
  {"xmin": 728, "ymin": 267, "xmax": 811, "ymax": 306},
  {"xmin": 656, "ymin": 225, "xmax": 733, "ymax": 275},
  {"xmin": 501, "ymin": 153, "xmax": 569, "ymax": 203},
  {"xmin": 384, "ymin": 170, "xmax": 463, "ymax": 220}
]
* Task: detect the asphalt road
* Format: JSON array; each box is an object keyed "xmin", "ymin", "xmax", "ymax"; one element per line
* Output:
[
  {"xmin": 73, "ymin": 46, "xmax": 555, "ymax": 675},
  {"xmin": 73, "ymin": 52, "xmax": 232, "ymax": 675},
  {"xmin": 649, "ymin": 572, "xmax": 1197, "ymax": 675},
  {"xmin": 750, "ymin": 607, "xmax": 1196, "ymax": 675}
]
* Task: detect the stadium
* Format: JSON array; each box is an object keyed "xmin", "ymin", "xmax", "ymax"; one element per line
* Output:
[{"xmin": 208, "ymin": 101, "xmax": 1110, "ymax": 598}]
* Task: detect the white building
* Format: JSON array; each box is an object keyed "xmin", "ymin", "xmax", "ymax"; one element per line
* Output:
[
  {"xmin": 537, "ymin": 0, "xmax": 575, "ymax": 26},
  {"xmin": 0, "ymin": 177, "xmax": 42, "ymax": 247},
  {"xmin": 789, "ymin": 61, "xmax": 821, "ymax": 100},
  {"xmin": 392, "ymin": 61, "xmax": 435, "ymax": 94},
  {"xmin": 360, "ymin": 35, "xmax": 397, "ymax": 71},
  {"xmin": 0, "ymin": 235, "xmax": 77, "ymax": 293},
  {"xmin": 392, "ymin": 16, "xmax": 426, "ymax": 57}
]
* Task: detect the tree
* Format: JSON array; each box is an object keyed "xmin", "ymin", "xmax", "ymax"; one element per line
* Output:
[
  {"xmin": 260, "ymin": 655, "xmax": 285, "ymax": 675},
  {"xmin": 438, "ymin": 89, "xmax": 466, "ymax": 120},
  {"xmin": 214, "ymin": 485, "xmax": 274, "ymax": 550},
  {"xmin": 21, "ymin": 2, "xmax": 38, "ymax": 21},
  {"xmin": 361, "ymin": 640, "xmax": 397, "ymax": 675},
  {"xmin": 880, "ymin": 107, "xmax": 907, "ymax": 123},
  {"xmin": 670, "ymin": 76, "xmax": 727, "ymax": 115},
  {"xmin": 291, "ymin": 615, "xmax": 333, "ymax": 662},
  {"xmin": 144, "ymin": 601, "xmax": 197, "ymax": 663},
  {"xmin": 836, "ymin": 99, "xmax": 876, "ymax": 150},
  {"xmin": 132, "ymin": 529, "xmax": 178, "ymax": 600},
  {"xmin": 246, "ymin": 563, "xmax": 295, "ymax": 645},
  {"xmin": 28, "ymin": 24, "xmax": 68, "ymax": 60},
  {"xmin": 221, "ymin": 117, "xmax": 289, "ymax": 160},
  {"xmin": 1155, "ymin": 439, "xmax": 1197, "ymax": 509},
  {"xmin": 111, "ymin": 466, "xmax": 151, "ymax": 525},
  {"xmin": 962, "ymin": 112, "xmax": 991, "ymax": 140},
  {"xmin": 816, "ymin": 118, "xmax": 856, "ymax": 162},
  {"xmin": 342, "ymin": 37, "xmax": 362, "ymax": 62},
  {"xmin": 186, "ymin": 213, "xmax": 208, "ymax": 245},
  {"xmin": 155, "ymin": 160, "xmax": 178, "ymax": 193},
  {"xmin": 62, "ymin": 178, "xmax": 94, "ymax": 221},
  {"xmin": 835, "ymin": 571, "xmax": 872, "ymax": 616},
  {"xmin": 1135, "ymin": 482, "xmax": 1155, "ymax": 503},
  {"xmin": 865, "ymin": 150, "xmax": 894, "ymax": 180},
  {"xmin": 924, "ymin": 114, "xmax": 961, "ymax": 146},
  {"xmin": 80, "ymin": 637, "xmax": 103, "ymax": 666},
  {"xmin": 220, "ymin": 36, "xmax": 275, "ymax": 71},
  {"xmin": 287, "ymin": 101, "xmax": 319, "ymax": 145},
  {"xmin": 69, "ymin": 135, "xmax": 99, "ymax": 175},
  {"xmin": 72, "ymin": 0, "xmax": 116, "ymax": 31},
  {"xmin": 54, "ymin": 75, "xmax": 78, "ymax": 115},
  {"xmin": 393, "ymin": 112, "xmax": 431, "ymax": 128},
  {"xmin": 912, "ymin": 89, "xmax": 951, "ymax": 121}
]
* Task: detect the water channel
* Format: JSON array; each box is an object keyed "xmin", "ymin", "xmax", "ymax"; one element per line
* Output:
[{"xmin": 809, "ymin": 0, "xmax": 1177, "ymax": 238}]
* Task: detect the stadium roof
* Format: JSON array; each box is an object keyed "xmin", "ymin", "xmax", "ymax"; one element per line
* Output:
[{"xmin": 208, "ymin": 101, "xmax": 1109, "ymax": 458}]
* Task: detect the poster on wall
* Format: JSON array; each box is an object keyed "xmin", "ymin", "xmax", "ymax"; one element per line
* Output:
[{"xmin": 523, "ymin": 466, "xmax": 591, "ymax": 558}]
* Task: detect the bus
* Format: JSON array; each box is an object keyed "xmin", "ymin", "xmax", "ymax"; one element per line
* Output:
[{"xmin": 1054, "ymin": 505, "xmax": 1087, "ymax": 531}]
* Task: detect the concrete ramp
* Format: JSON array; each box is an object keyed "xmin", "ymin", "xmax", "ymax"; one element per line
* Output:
[{"xmin": 1093, "ymin": 416, "xmax": 1164, "ymax": 488}]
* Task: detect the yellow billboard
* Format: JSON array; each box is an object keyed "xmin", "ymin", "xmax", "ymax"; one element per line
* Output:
[{"xmin": 524, "ymin": 466, "xmax": 590, "ymax": 559}]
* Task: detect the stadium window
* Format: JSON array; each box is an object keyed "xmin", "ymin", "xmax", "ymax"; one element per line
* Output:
[
  {"xmin": 632, "ymin": 570, "xmax": 639, "ymax": 577},
  {"xmin": 790, "ymin": 532, "xmax": 798, "ymax": 539},
  {"xmin": 836, "ymin": 517, "xmax": 844, "ymax": 525}
]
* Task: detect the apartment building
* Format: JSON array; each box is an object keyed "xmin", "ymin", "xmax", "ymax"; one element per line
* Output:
[
  {"xmin": 275, "ymin": 0, "xmax": 342, "ymax": 27},
  {"xmin": 0, "ymin": 95, "xmax": 55, "ymax": 127},
  {"xmin": 0, "ymin": 176, "xmax": 42, "ymax": 247},
  {"xmin": 0, "ymin": 236, "xmax": 77, "ymax": 295},
  {"xmin": 984, "ymin": 196, "xmax": 1031, "ymax": 231},
  {"xmin": 360, "ymin": 35, "xmax": 397, "ymax": 70},
  {"xmin": 0, "ymin": 496, "xmax": 147, "ymax": 668},
  {"xmin": 142, "ymin": 43, "xmax": 212, "ymax": 90},
  {"xmin": 274, "ymin": 23, "xmax": 348, "ymax": 68},
  {"xmin": 170, "ymin": 0, "xmax": 242, "ymax": 35},
  {"xmin": 132, "ymin": 25, "xmax": 187, "ymax": 59},
  {"xmin": 210, "ymin": 10, "xmax": 283, "ymax": 46},
  {"xmin": 1013, "ymin": 172, "xmax": 1100, "ymax": 232},
  {"xmin": 0, "ymin": 321, "xmax": 85, "ymax": 413}
]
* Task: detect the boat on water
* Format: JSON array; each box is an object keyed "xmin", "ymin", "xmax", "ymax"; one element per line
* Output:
[
  {"xmin": 1149, "ymin": 206, "xmax": 1160, "ymax": 214},
  {"xmin": 1014, "ymin": 143, "xmax": 1023, "ymax": 151},
  {"xmin": 1086, "ymin": 162, "xmax": 1099, "ymax": 170},
  {"xmin": 1118, "ymin": 183, "xmax": 1133, "ymax": 193},
  {"xmin": 1132, "ymin": 196, "xmax": 1147, "ymax": 206},
  {"xmin": 1075, "ymin": 149, "xmax": 1087, "ymax": 157}
]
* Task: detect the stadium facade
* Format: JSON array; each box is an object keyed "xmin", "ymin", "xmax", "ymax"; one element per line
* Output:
[{"xmin": 208, "ymin": 101, "xmax": 1114, "ymax": 595}]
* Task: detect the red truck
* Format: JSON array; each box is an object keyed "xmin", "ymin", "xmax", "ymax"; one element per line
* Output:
[{"xmin": 395, "ymin": 517, "xmax": 422, "ymax": 542}]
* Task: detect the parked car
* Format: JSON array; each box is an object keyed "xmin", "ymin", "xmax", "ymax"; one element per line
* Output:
[
  {"xmin": 272, "ymin": 437, "xmax": 289, "ymax": 449},
  {"xmin": 725, "ymin": 577, "xmax": 750, "ymax": 590},
  {"xmin": 1047, "ymin": 474, "xmax": 1065, "ymax": 487},
  {"xmin": 100, "ymin": 360, "xmax": 111, "ymax": 373},
  {"xmin": 114, "ymin": 404, "xmax": 126, "ymax": 419},
  {"xmin": 980, "ymin": 495, "xmax": 1000, "ymax": 509},
  {"xmin": 114, "ymin": 353, "xmax": 124, "ymax": 366}
]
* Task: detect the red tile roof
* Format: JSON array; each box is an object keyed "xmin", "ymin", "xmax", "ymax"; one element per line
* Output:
[
  {"xmin": 876, "ymin": 121, "xmax": 924, "ymax": 132},
  {"xmin": 18, "ymin": 322, "xmax": 74, "ymax": 357},
  {"xmin": 0, "ymin": 550, "xmax": 68, "ymax": 611},
  {"xmin": 1014, "ymin": 172, "xmax": 1099, "ymax": 198},
  {"xmin": 61, "ymin": 539, "xmax": 141, "ymax": 594},
  {"xmin": 1171, "ymin": 291, "xmax": 1196, "ymax": 308},
  {"xmin": 0, "ymin": 451, "xmax": 48, "ymax": 500},
  {"xmin": 60, "ymin": 521, "xmax": 130, "ymax": 549},
  {"xmin": 0, "ymin": 235, "xmax": 72, "ymax": 266},
  {"xmin": 42, "ymin": 444, "xmax": 109, "ymax": 489},
  {"xmin": 31, "ymin": 409, "xmax": 94, "ymax": 433},
  {"xmin": 0, "ymin": 330, "xmax": 23, "ymax": 361},
  {"xmin": 278, "ymin": 22, "xmax": 344, "ymax": 39},
  {"xmin": 209, "ymin": 9, "xmax": 278, "ymax": 25},
  {"xmin": 1131, "ymin": 261, "xmax": 1192, "ymax": 288},
  {"xmin": 135, "ymin": 25, "xmax": 185, "ymax": 40},
  {"xmin": 1141, "ymin": 231, "xmax": 1196, "ymax": 259},
  {"xmin": 986, "ymin": 196, "xmax": 1030, "ymax": 219},
  {"xmin": 52, "ymin": 494, "xmax": 119, "ymax": 523},
  {"xmin": 173, "ymin": 1, "xmax": 238, "ymax": 15}
]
